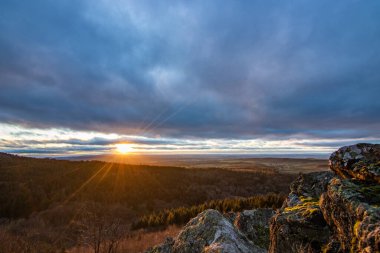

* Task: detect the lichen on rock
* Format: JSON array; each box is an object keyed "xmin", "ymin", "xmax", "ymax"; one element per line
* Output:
[
  {"xmin": 269, "ymin": 143, "xmax": 380, "ymax": 253},
  {"xmin": 320, "ymin": 177, "xmax": 380, "ymax": 252},
  {"xmin": 329, "ymin": 143, "xmax": 380, "ymax": 184},
  {"xmin": 269, "ymin": 172, "xmax": 333, "ymax": 253}
]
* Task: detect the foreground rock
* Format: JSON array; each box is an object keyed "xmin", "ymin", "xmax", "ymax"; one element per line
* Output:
[
  {"xmin": 329, "ymin": 143, "xmax": 380, "ymax": 184},
  {"xmin": 269, "ymin": 172, "xmax": 333, "ymax": 253},
  {"xmin": 320, "ymin": 177, "xmax": 380, "ymax": 252},
  {"xmin": 146, "ymin": 209, "xmax": 270, "ymax": 253},
  {"xmin": 233, "ymin": 209, "xmax": 275, "ymax": 249},
  {"xmin": 270, "ymin": 143, "xmax": 380, "ymax": 253}
]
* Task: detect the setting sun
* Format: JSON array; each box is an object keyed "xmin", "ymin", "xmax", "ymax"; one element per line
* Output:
[{"xmin": 115, "ymin": 143, "xmax": 134, "ymax": 154}]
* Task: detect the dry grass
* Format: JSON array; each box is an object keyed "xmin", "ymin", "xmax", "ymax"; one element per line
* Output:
[
  {"xmin": 120, "ymin": 226, "xmax": 181, "ymax": 253},
  {"xmin": 67, "ymin": 225, "xmax": 182, "ymax": 253}
]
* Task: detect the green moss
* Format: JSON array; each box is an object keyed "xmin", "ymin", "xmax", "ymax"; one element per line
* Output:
[
  {"xmin": 284, "ymin": 199, "xmax": 320, "ymax": 218},
  {"xmin": 359, "ymin": 184, "xmax": 380, "ymax": 194},
  {"xmin": 338, "ymin": 179, "xmax": 380, "ymax": 205},
  {"xmin": 353, "ymin": 220, "xmax": 361, "ymax": 238},
  {"xmin": 302, "ymin": 207, "xmax": 320, "ymax": 216},
  {"xmin": 350, "ymin": 237, "xmax": 358, "ymax": 253},
  {"xmin": 349, "ymin": 151, "xmax": 358, "ymax": 158},
  {"xmin": 253, "ymin": 225, "xmax": 270, "ymax": 249},
  {"xmin": 357, "ymin": 184, "xmax": 380, "ymax": 204},
  {"xmin": 299, "ymin": 196, "xmax": 319, "ymax": 203}
]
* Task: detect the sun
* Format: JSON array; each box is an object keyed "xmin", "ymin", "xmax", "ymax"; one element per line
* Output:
[{"xmin": 115, "ymin": 143, "xmax": 134, "ymax": 154}]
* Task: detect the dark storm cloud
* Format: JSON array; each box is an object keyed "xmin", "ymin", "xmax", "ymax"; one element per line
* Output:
[
  {"xmin": 0, "ymin": 0, "xmax": 380, "ymax": 140},
  {"xmin": 4, "ymin": 146, "xmax": 112, "ymax": 154},
  {"xmin": 21, "ymin": 137, "xmax": 180, "ymax": 146},
  {"xmin": 296, "ymin": 139, "xmax": 380, "ymax": 148}
]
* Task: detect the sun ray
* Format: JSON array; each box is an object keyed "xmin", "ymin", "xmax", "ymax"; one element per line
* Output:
[{"xmin": 63, "ymin": 163, "xmax": 109, "ymax": 204}]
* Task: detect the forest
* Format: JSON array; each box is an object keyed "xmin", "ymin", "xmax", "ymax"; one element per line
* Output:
[{"xmin": 0, "ymin": 152, "xmax": 296, "ymax": 252}]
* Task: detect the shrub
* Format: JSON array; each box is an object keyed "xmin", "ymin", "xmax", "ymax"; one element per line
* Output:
[{"xmin": 131, "ymin": 193, "xmax": 285, "ymax": 230}]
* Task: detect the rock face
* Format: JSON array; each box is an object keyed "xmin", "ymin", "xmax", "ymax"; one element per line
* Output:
[
  {"xmin": 233, "ymin": 209, "xmax": 275, "ymax": 249},
  {"xmin": 270, "ymin": 143, "xmax": 380, "ymax": 253},
  {"xmin": 269, "ymin": 172, "xmax": 333, "ymax": 253},
  {"xmin": 146, "ymin": 209, "xmax": 272, "ymax": 253},
  {"xmin": 320, "ymin": 177, "xmax": 380, "ymax": 252},
  {"xmin": 147, "ymin": 143, "xmax": 380, "ymax": 253},
  {"xmin": 329, "ymin": 143, "xmax": 380, "ymax": 183}
]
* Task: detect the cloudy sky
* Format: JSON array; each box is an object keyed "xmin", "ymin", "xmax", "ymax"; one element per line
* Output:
[{"xmin": 0, "ymin": 0, "xmax": 379, "ymax": 156}]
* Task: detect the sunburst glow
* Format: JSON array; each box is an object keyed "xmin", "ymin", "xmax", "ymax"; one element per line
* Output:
[{"xmin": 115, "ymin": 143, "xmax": 134, "ymax": 154}]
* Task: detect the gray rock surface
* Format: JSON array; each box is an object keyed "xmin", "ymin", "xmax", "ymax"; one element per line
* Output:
[
  {"xmin": 329, "ymin": 143, "xmax": 380, "ymax": 183},
  {"xmin": 269, "ymin": 172, "xmax": 333, "ymax": 253},
  {"xmin": 147, "ymin": 237, "xmax": 174, "ymax": 253},
  {"xmin": 233, "ymin": 209, "xmax": 275, "ymax": 249},
  {"xmin": 282, "ymin": 171, "xmax": 334, "ymax": 208},
  {"xmin": 147, "ymin": 209, "xmax": 266, "ymax": 253},
  {"xmin": 320, "ymin": 177, "xmax": 380, "ymax": 252},
  {"xmin": 269, "ymin": 143, "xmax": 380, "ymax": 253}
]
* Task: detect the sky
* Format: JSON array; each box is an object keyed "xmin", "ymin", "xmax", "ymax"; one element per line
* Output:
[{"xmin": 0, "ymin": 0, "xmax": 379, "ymax": 157}]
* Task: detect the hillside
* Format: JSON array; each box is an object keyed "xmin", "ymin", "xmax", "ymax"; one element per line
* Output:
[
  {"xmin": 0, "ymin": 153, "xmax": 296, "ymax": 218},
  {"xmin": 0, "ymin": 152, "xmax": 298, "ymax": 252}
]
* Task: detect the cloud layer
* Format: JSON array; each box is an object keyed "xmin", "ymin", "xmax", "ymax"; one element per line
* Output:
[
  {"xmin": 3, "ymin": 123, "xmax": 378, "ymax": 157},
  {"xmin": 1, "ymin": 0, "xmax": 379, "ymax": 151}
]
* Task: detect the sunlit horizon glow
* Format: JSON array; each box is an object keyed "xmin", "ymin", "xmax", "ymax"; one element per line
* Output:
[{"xmin": 0, "ymin": 123, "xmax": 379, "ymax": 158}]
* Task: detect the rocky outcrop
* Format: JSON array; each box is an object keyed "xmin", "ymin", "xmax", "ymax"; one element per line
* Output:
[
  {"xmin": 269, "ymin": 172, "xmax": 333, "ymax": 253},
  {"xmin": 270, "ymin": 143, "xmax": 380, "ymax": 253},
  {"xmin": 329, "ymin": 143, "xmax": 380, "ymax": 183},
  {"xmin": 321, "ymin": 144, "xmax": 380, "ymax": 252},
  {"xmin": 146, "ymin": 209, "xmax": 273, "ymax": 253},
  {"xmin": 320, "ymin": 177, "xmax": 380, "ymax": 252},
  {"xmin": 148, "ymin": 143, "xmax": 380, "ymax": 253}
]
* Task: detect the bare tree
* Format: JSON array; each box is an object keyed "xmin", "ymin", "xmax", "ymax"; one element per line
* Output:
[{"xmin": 77, "ymin": 205, "xmax": 124, "ymax": 253}]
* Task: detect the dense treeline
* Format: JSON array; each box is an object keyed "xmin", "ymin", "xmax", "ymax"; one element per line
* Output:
[
  {"xmin": 132, "ymin": 193, "xmax": 285, "ymax": 230},
  {"xmin": 0, "ymin": 153, "xmax": 295, "ymax": 219}
]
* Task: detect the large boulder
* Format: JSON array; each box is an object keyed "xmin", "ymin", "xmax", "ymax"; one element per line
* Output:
[
  {"xmin": 320, "ymin": 177, "xmax": 380, "ymax": 252},
  {"xmin": 146, "ymin": 209, "xmax": 266, "ymax": 253},
  {"xmin": 329, "ymin": 143, "xmax": 380, "ymax": 184},
  {"xmin": 269, "ymin": 172, "xmax": 333, "ymax": 253}
]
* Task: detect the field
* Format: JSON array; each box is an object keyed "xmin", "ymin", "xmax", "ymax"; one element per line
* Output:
[
  {"xmin": 67, "ymin": 154, "xmax": 329, "ymax": 174},
  {"xmin": 0, "ymin": 153, "xmax": 328, "ymax": 252}
]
